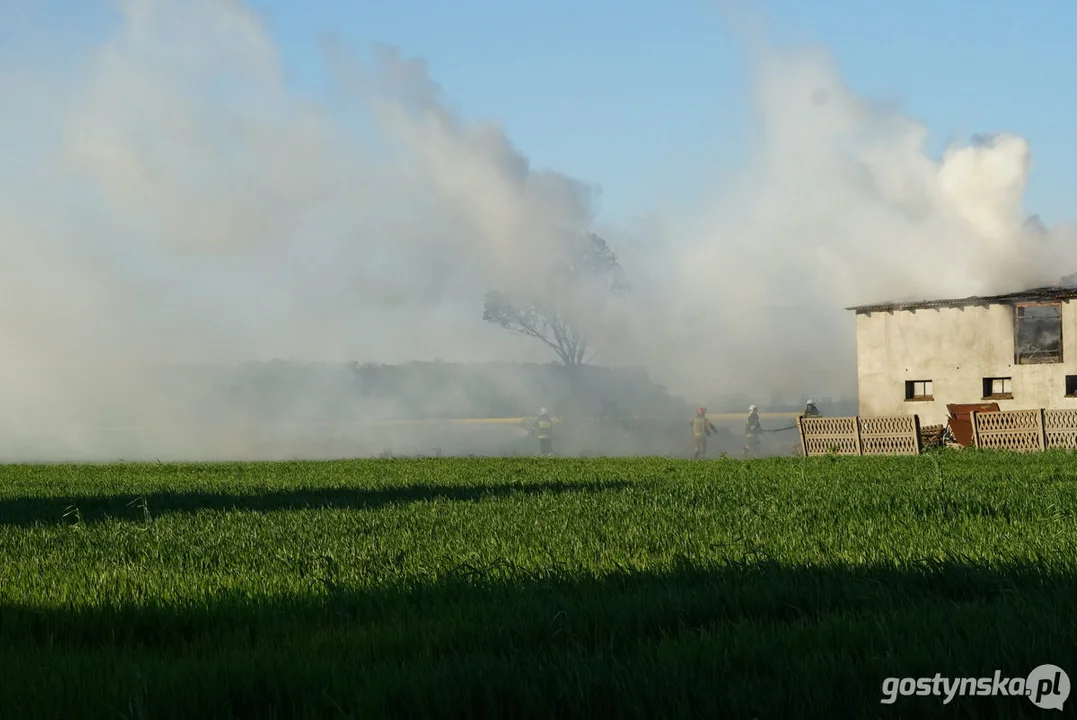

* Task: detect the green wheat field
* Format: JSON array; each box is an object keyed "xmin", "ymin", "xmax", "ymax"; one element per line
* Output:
[{"xmin": 2, "ymin": 451, "xmax": 1075, "ymax": 718}]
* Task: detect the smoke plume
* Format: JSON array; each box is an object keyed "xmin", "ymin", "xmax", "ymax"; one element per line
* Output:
[
  {"xmin": 606, "ymin": 44, "xmax": 1077, "ymax": 404},
  {"xmin": 1, "ymin": 0, "xmax": 1072, "ymax": 459}
]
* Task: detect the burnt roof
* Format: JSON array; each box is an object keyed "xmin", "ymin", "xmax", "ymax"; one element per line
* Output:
[{"xmin": 846, "ymin": 285, "xmax": 1077, "ymax": 313}]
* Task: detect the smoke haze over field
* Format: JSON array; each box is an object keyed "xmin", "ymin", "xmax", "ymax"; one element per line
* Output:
[{"xmin": 1, "ymin": 0, "xmax": 1075, "ymax": 459}]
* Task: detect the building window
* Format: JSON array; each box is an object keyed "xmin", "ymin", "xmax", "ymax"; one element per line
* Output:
[
  {"xmin": 1067, "ymin": 375, "xmax": 1077, "ymax": 397},
  {"xmin": 983, "ymin": 376, "xmax": 1012, "ymax": 399},
  {"xmin": 1014, "ymin": 302, "xmax": 1063, "ymax": 364},
  {"xmin": 905, "ymin": 380, "xmax": 933, "ymax": 401}
]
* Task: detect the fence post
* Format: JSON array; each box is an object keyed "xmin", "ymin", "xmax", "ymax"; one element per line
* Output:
[
  {"xmin": 970, "ymin": 411, "xmax": 979, "ymax": 448},
  {"xmin": 855, "ymin": 416, "xmax": 864, "ymax": 455},
  {"xmin": 913, "ymin": 414, "xmax": 922, "ymax": 455},
  {"xmin": 1038, "ymin": 408, "xmax": 1046, "ymax": 451},
  {"xmin": 796, "ymin": 416, "xmax": 808, "ymax": 458}
]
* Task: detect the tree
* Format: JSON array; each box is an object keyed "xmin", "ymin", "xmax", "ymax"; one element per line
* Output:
[{"xmin": 482, "ymin": 231, "xmax": 629, "ymax": 367}]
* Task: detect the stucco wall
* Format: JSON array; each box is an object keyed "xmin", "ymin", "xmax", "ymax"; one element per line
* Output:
[{"xmin": 855, "ymin": 300, "xmax": 1077, "ymax": 427}]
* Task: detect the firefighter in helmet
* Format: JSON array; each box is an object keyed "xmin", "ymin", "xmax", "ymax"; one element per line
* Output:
[
  {"xmin": 803, "ymin": 399, "xmax": 821, "ymax": 418},
  {"xmin": 690, "ymin": 407, "xmax": 717, "ymax": 459},
  {"xmin": 533, "ymin": 407, "xmax": 554, "ymax": 457},
  {"xmin": 744, "ymin": 405, "xmax": 765, "ymax": 457}
]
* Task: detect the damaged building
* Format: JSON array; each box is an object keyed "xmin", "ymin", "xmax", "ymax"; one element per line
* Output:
[{"xmin": 847, "ymin": 285, "xmax": 1077, "ymax": 427}]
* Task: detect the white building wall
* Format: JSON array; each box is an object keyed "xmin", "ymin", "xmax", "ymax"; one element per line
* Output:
[{"xmin": 854, "ymin": 300, "xmax": 1077, "ymax": 427}]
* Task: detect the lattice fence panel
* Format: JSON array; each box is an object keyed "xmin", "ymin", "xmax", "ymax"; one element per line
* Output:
[
  {"xmin": 859, "ymin": 415, "xmax": 921, "ymax": 455},
  {"xmin": 858, "ymin": 416, "xmax": 912, "ymax": 435},
  {"xmin": 975, "ymin": 431, "xmax": 1043, "ymax": 452},
  {"xmin": 1043, "ymin": 409, "xmax": 1077, "ymax": 450},
  {"xmin": 1045, "ymin": 430, "xmax": 1077, "ymax": 450},
  {"xmin": 972, "ymin": 409, "xmax": 1044, "ymax": 452},
  {"xmin": 975, "ymin": 409, "xmax": 1041, "ymax": 432},
  {"xmin": 794, "ymin": 408, "xmax": 1077, "ymax": 456},
  {"xmin": 801, "ymin": 417, "xmax": 858, "ymax": 435},
  {"xmin": 798, "ymin": 416, "xmax": 860, "ymax": 456}
]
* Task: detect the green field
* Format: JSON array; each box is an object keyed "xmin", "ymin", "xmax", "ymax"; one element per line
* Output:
[{"xmin": 2, "ymin": 452, "xmax": 1075, "ymax": 718}]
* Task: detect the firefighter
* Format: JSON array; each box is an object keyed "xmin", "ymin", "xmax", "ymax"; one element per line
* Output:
[
  {"xmin": 744, "ymin": 404, "xmax": 764, "ymax": 457},
  {"xmin": 803, "ymin": 399, "xmax": 821, "ymax": 418},
  {"xmin": 690, "ymin": 407, "xmax": 717, "ymax": 459},
  {"xmin": 533, "ymin": 407, "xmax": 554, "ymax": 457}
]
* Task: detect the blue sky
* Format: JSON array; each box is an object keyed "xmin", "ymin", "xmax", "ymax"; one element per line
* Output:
[{"xmin": 9, "ymin": 0, "xmax": 1077, "ymax": 227}]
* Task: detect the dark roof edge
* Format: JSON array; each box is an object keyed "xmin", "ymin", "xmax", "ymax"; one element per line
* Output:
[{"xmin": 846, "ymin": 286, "xmax": 1077, "ymax": 313}]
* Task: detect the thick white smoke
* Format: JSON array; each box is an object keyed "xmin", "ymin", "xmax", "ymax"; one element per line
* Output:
[
  {"xmin": 1, "ymin": 0, "xmax": 607, "ymax": 459},
  {"xmin": 606, "ymin": 44, "xmax": 1077, "ymax": 404},
  {"xmin": 1, "ymin": 0, "xmax": 1073, "ymax": 458}
]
